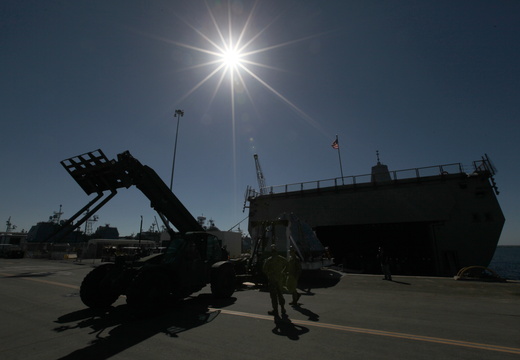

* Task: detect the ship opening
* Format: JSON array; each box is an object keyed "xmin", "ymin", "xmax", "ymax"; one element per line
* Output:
[{"xmin": 316, "ymin": 222, "xmax": 436, "ymax": 276}]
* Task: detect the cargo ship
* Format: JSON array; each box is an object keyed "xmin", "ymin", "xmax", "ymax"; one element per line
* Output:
[{"xmin": 245, "ymin": 154, "xmax": 504, "ymax": 276}]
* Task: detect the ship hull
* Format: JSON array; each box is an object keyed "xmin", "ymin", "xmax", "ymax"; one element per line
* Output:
[{"xmin": 248, "ymin": 171, "xmax": 504, "ymax": 276}]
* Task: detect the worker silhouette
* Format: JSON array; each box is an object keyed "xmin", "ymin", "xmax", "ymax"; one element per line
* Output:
[
  {"xmin": 377, "ymin": 246, "xmax": 392, "ymax": 281},
  {"xmin": 286, "ymin": 246, "xmax": 302, "ymax": 306},
  {"xmin": 263, "ymin": 244, "xmax": 288, "ymax": 317}
]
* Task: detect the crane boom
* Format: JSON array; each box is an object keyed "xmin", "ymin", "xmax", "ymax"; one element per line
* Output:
[{"xmin": 253, "ymin": 154, "xmax": 267, "ymax": 195}]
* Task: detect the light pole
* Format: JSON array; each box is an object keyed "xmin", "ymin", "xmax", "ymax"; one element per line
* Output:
[
  {"xmin": 139, "ymin": 215, "xmax": 143, "ymax": 247},
  {"xmin": 170, "ymin": 109, "xmax": 184, "ymax": 190}
]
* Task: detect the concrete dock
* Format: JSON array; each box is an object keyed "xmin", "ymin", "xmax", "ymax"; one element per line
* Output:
[{"xmin": 0, "ymin": 258, "xmax": 519, "ymax": 359}]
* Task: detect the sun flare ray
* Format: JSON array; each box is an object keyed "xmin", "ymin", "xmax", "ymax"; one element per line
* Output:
[
  {"xmin": 158, "ymin": 1, "xmax": 328, "ymax": 217},
  {"xmin": 174, "ymin": 62, "xmax": 227, "ymax": 105},
  {"xmin": 237, "ymin": 63, "xmax": 327, "ymax": 135},
  {"xmin": 158, "ymin": 1, "xmax": 329, "ymax": 136}
]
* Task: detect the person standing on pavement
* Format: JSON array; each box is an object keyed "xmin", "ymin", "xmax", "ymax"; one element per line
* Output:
[
  {"xmin": 377, "ymin": 245, "xmax": 392, "ymax": 281},
  {"xmin": 263, "ymin": 244, "xmax": 288, "ymax": 317},
  {"xmin": 286, "ymin": 246, "xmax": 302, "ymax": 306}
]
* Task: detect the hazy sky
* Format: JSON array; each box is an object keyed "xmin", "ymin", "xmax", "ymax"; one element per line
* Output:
[{"xmin": 1, "ymin": 0, "xmax": 519, "ymax": 245}]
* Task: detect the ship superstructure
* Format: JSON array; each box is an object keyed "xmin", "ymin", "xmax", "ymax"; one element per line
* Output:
[{"xmin": 245, "ymin": 154, "xmax": 504, "ymax": 276}]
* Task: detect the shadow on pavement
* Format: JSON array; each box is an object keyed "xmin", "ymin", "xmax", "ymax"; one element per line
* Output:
[
  {"xmin": 53, "ymin": 294, "xmax": 236, "ymax": 360},
  {"xmin": 390, "ymin": 279, "xmax": 412, "ymax": 285},
  {"xmin": 272, "ymin": 315, "xmax": 309, "ymax": 340},
  {"xmin": 291, "ymin": 304, "xmax": 319, "ymax": 322},
  {"xmin": 3, "ymin": 272, "xmax": 55, "ymax": 278}
]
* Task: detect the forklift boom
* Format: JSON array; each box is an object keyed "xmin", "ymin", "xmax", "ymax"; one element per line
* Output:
[{"xmin": 49, "ymin": 149, "xmax": 203, "ymax": 242}]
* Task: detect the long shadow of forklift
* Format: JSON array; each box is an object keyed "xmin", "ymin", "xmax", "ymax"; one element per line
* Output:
[{"xmin": 53, "ymin": 295, "xmax": 235, "ymax": 360}]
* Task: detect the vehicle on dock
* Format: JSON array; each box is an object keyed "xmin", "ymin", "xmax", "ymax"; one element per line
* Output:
[
  {"xmin": 55, "ymin": 149, "xmax": 235, "ymax": 310},
  {"xmin": 1, "ymin": 218, "xmax": 27, "ymax": 258},
  {"xmin": 81, "ymin": 231, "xmax": 235, "ymax": 309},
  {"xmin": 0, "ymin": 244, "xmax": 25, "ymax": 259},
  {"xmin": 232, "ymin": 213, "xmax": 334, "ymax": 286}
]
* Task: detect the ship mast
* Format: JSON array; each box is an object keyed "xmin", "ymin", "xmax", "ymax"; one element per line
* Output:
[
  {"xmin": 5, "ymin": 217, "xmax": 16, "ymax": 233},
  {"xmin": 50, "ymin": 205, "xmax": 63, "ymax": 224},
  {"xmin": 83, "ymin": 209, "xmax": 99, "ymax": 235}
]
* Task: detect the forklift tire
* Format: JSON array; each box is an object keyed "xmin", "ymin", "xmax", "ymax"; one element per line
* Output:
[
  {"xmin": 80, "ymin": 264, "xmax": 120, "ymax": 309},
  {"xmin": 126, "ymin": 270, "xmax": 170, "ymax": 312},
  {"xmin": 211, "ymin": 264, "xmax": 236, "ymax": 298}
]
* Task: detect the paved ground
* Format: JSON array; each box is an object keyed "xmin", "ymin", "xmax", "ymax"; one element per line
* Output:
[{"xmin": 0, "ymin": 258, "xmax": 519, "ymax": 360}]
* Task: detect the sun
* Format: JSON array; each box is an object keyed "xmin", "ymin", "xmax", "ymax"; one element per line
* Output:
[
  {"xmin": 221, "ymin": 47, "xmax": 242, "ymax": 69},
  {"xmin": 167, "ymin": 1, "xmax": 327, "ymax": 133}
]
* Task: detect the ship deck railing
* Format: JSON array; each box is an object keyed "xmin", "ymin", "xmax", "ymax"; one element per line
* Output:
[{"xmin": 248, "ymin": 161, "xmax": 490, "ymax": 198}]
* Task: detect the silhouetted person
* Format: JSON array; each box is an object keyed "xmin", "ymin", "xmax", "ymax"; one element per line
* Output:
[
  {"xmin": 377, "ymin": 246, "xmax": 392, "ymax": 281},
  {"xmin": 75, "ymin": 248, "xmax": 83, "ymax": 262},
  {"xmin": 286, "ymin": 246, "xmax": 302, "ymax": 306},
  {"xmin": 263, "ymin": 244, "xmax": 287, "ymax": 316}
]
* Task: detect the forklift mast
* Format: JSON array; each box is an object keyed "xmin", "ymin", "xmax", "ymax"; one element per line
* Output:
[{"xmin": 48, "ymin": 149, "xmax": 203, "ymax": 243}]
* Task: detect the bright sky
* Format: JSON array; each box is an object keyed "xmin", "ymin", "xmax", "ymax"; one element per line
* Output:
[{"xmin": 1, "ymin": 1, "xmax": 519, "ymax": 245}]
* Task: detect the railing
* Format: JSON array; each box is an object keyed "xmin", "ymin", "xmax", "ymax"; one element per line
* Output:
[{"xmin": 247, "ymin": 162, "xmax": 471, "ymax": 199}]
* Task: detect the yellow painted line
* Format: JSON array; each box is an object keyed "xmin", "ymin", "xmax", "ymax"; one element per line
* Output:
[
  {"xmin": 0, "ymin": 272, "xmax": 80, "ymax": 290},
  {"xmin": 217, "ymin": 309, "xmax": 520, "ymax": 356},
  {"xmin": 3, "ymin": 273, "xmax": 519, "ymax": 355}
]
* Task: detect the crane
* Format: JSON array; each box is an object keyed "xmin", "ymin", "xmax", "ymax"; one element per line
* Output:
[{"xmin": 253, "ymin": 154, "xmax": 268, "ymax": 195}]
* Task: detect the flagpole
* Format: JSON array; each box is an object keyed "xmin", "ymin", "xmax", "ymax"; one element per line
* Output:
[{"xmin": 335, "ymin": 134, "xmax": 345, "ymax": 185}]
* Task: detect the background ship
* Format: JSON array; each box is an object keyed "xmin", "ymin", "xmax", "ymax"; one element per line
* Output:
[{"xmin": 245, "ymin": 154, "xmax": 504, "ymax": 276}]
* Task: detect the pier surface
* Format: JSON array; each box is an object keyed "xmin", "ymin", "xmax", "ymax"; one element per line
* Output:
[{"xmin": 0, "ymin": 258, "xmax": 519, "ymax": 359}]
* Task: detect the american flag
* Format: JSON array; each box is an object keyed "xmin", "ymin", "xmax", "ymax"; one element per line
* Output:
[{"xmin": 331, "ymin": 139, "xmax": 339, "ymax": 149}]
